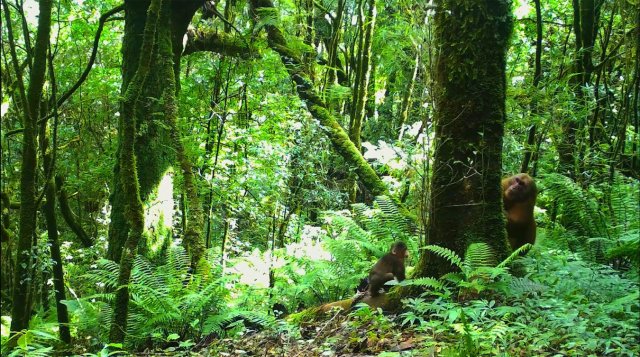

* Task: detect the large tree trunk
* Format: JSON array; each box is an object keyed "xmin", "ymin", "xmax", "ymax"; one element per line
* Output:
[
  {"xmin": 109, "ymin": 0, "xmax": 204, "ymax": 343},
  {"xmin": 415, "ymin": 0, "xmax": 513, "ymax": 279},
  {"xmin": 8, "ymin": 0, "xmax": 52, "ymax": 343},
  {"xmin": 106, "ymin": 0, "xmax": 203, "ymax": 262},
  {"xmin": 109, "ymin": 0, "xmax": 162, "ymax": 344}
]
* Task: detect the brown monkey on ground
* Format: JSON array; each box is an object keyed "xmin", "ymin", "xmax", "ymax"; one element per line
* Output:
[
  {"xmin": 368, "ymin": 241, "xmax": 409, "ymax": 297},
  {"xmin": 502, "ymin": 173, "xmax": 537, "ymax": 250}
]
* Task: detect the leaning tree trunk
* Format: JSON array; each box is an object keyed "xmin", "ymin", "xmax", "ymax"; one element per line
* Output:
[
  {"xmin": 249, "ymin": 0, "xmax": 388, "ymax": 199},
  {"xmin": 411, "ymin": 0, "xmax": 513, "ymax": 282},
  {"xmin": 8, "ymin": 0, "xmax": 52, "ymax": 343}
]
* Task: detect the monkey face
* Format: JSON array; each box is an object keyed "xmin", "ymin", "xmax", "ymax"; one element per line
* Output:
[{"xmin": 504, "ymin": 173, "xmax": 536, "ymax": 202}]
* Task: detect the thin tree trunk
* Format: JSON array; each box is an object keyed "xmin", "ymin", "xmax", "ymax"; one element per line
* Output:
[
  {"xmin": 349, "ymin": 0, "xmax": 376, "ymax": 151},
  {"xmin": 397, "ymin": 53, "xmax": 420, "ymax": 141},
  {"xmin": 558, "ymin": 0, "xmax": 600, "ymax": 178},
  {"xmin": 520, "ymin": 0, "xmax": 543, "ymax": 174},
  {"xmin": 346, "ymin": 0, "xmax": 376, "ymax": 202},
  {"xmin": 322, "ymin": 0, "xmax": 346, "ymax": 94},
  {"xmin": 8, "ymin": 0, "xmax": 53, "ymax": 343},
  {"xmin": 38, "ymin": 47, "xmax": 72, "ymax": 345},
  {"xmin": 55, "ymin": 176, "xmax": 92, "ymax": 247}
]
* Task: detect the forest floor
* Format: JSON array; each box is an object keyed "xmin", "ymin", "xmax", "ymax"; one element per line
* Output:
[{"xmin": 200, "ymin": 243, "xmax": 639, "ymax": 356}]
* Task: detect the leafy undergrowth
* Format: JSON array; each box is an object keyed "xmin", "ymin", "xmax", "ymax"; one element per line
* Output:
[{"xmin": 204, "ymin": 247, "xmax": 639, "ymax": 357}]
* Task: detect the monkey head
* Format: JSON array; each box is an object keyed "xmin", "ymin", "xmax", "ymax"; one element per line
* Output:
[
  {"xmin": 502, "ymin": 173, "xmax": 537, "ymax": 205},
  {"xmin": 391, "ymin": 241, "xmax": 409, "ymax": 260}
]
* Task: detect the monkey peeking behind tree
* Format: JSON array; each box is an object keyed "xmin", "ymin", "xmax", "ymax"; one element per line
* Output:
[
  {"xmin": 502, "ymin": 173, "xmax": 537, "ymax": 251},
  {"xmin": 367, "ymin": 241, "xmax": 409, "ymax": 297}
]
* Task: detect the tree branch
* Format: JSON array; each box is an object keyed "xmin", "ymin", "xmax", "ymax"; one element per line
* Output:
[{"xmin": 182, "ymin": 29, "xmax": 254, "ymax": 58}]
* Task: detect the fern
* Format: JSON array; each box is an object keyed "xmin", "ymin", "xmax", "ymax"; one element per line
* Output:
[
  {"xmin": 402, "ymin": 277, "xmax": 444, "ymax": 290},
  {"xmin": 543, "ymin": 173, "xmax": 639, "ymax": 268},
  {"xmin": 70, "ymin": 246, "xmax": 232, "ymax": 349},
  {"xmin": 375, "ymin": 195, "xmax": 414, "ymax": 235},
  {"xmin": 203, "ymin": 310, "xmax": 274, "ymax": 337},
  {"xmin": 497, "ymin": 243, "xmax": 532, "ymax": 268},
  {"xmin": 506, "ymin": 277, "xmax": 546, "ymax": 297},
  {"xmin": 543, "ymin": 173, "xmax": 606, "ymax": 238},
  {"xmin": 423, "ymin": 245, "xmax": 463, "ymax": 270},
  {"xmin": 463, "ymin": 243, "xmax": 496, "ymax": 272}
]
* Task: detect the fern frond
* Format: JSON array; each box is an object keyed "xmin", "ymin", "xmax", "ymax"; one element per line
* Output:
[
  {"xmin": 401, "ymin": 277, "xmax": 444, "ymax": 290},
  {"xmin": 497, "ymin": 243, "xmax": 532, "ymax": 268},
  {"xmin": 82, "ymin": 259, "xmax": 120, "ymax": 289},
  {"xmin": 423, "ymin": 245, "xmax": 463, "ymax": 269},
  {"xmin": 202, "ymin": 310, "xmax": 274, "ymax": 336},
  {"xmin": 132, "ymin": 255, "xmax": 164, "ymax": 291},
  {"xmin": 507, "ymin": 277, "xmax": 546, "ymax": 296},
  {"xmin": 463, "ymin": 243, "xmax": 496, "ymax": 272},
  {"xmin": 543, "ymin": 173, "xmax": 606, "ymax": 237},
  {"xmin": 375, "ymin": 196, "xmax": 413, "ymax": 234},
  {"xmin": 330, "ymin": 215, "xmax": 371, "ymax": 242},
  {"xmin": 167, "ymin": 246, "xmax": 190, "ymax": 275}
]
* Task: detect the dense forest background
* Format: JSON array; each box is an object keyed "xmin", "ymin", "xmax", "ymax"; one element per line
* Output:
[{"xmin": 1, "ymin": 0, "xmax": 638, "ymax": 355}]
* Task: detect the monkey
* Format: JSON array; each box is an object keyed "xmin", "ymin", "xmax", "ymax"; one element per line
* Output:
[
  {"xmin": 367, "ymin": 241, "xmax": 409, "ymax": 297},
  {"xmin": 501, "ymin": 173, "xmax": 537, "ymax": 251}
]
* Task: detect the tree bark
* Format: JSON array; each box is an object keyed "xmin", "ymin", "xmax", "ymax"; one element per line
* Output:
[
  {"xmin": 9, "ymin": 0, "xmax": 52, "ymax": 343},
  {"xmin": 159, "ymin": 7, "xmax": 205, "ymax": 269},
  {"xmin": 109, "ymin": 0, "xmax": 162, "ymax": 344},
  {"xmin": 414, "ymin": 0, "xmax": 512, "ymax": 280},
  {"xmin": 107, "ymin": 0, "xmax": 203, "ymax": 262},
  {"xmin": 55, "ymin": 176, "xmax": 92, "ymax": 247}
]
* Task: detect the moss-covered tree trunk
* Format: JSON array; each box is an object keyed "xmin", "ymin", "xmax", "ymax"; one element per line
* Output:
[
  {"xmin": 107, "ymin": 0, "xmax": 203, "ymax": 263},
  {"xmin": 158, "ymin": 7, "xmax": 205, "ymax": 269},
  {"xmin": 9, "ymin": 0, "xmax": 52, "ymax": 342},
  {"xmin": 347, "ymin": 0, "xmax": 376, "ymax": 202},
  {"xmin": 109, "ymin": 0, "xmax": 161, "ymax": 344},
  {"xmin": 415, "ymin": 0, "xmax": 513, "ymax": 279},
  {"xmin": 249, "ymin": 0, "xmax": 388, "ymax": 199},
  {"xmin": 39, "ymin": 69, "xmax": 72, "ymax": 344},
  {"xmin": 109, "ymin": 0, "xmax": 204, "ymax": 342}
]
